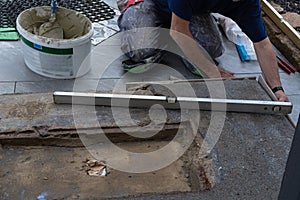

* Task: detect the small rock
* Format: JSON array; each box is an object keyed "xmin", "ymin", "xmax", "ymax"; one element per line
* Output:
[
  {"xmin": 270, "ymin": 1, "xmax": 284, "ymax": 13},
  {"xmin": 71, "ymin": 194, "xmax": 80, "ymax": 199},
  {"xmin": 282, "ymin": 12, "xmax": 300, "ymax": 29},
  {"xmin": 43, "ymin": 177, "xmax": 48, "ymax": 180}
]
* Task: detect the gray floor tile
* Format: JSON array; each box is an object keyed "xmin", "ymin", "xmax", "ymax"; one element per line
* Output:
[
  {"xmin": 0, "ymin": 82, "xmax": 15, "ymax": 94},
  {"xmin": 75, "ymin": 78, "xmax": 122, "ymax": 92},
  {"xmin": 287, "ymin": 95, "xmax": 300, "ymax": 125},
  {"xmin": 216, "ymin": 37, "xmax": 262, "ymax": 74},
  {"xmin": 85, "ymin": 45, "xmax": 125, "ymax": 79},
  {"xmin": 100, "ymin": 57, "xmax": 126, "ymax": 79},
  {"xmin": 15, "ymin": 79, "xmax": 122, "ymax": 94},
  {"xmin": 280, "ymin": 72, "xmax": 300, "ymax": 95},
  {"xmin": 98, "ymin": 32, "xmax": 121, "ymax": 46},
  {"xmin": 16, "ymin": 80, "xmax": 76, "ymax": 94},
  {"xmin": 0, "ymin": 41, "xmax": 51, "ymax": 82}
]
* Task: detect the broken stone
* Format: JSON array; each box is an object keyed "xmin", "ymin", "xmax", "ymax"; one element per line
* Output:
[
  {"xmin": 85, "ymin": 159, "xmax": 107, "ymax": 177},
  {"xmin": 270, "ymin": 1, "xmax": 285, "ymax": 13},
  {"xmin": 282, "ymin": 12, "xmax": 300, "ymax": 29}
]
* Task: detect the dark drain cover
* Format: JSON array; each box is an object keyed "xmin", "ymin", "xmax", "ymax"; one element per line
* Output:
[{"xmin": 0, "ymin": 0, "xmax": 116, "ymax": 28}]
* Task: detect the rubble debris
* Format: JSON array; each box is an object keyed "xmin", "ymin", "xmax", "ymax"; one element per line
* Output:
[
  {"xmin": 270, "ymin": 1, "xmax": 285, "ymax": 13},
  {"xmin": 282, "ymin": 12, "xmax": 300, "ymax": 32},
  {"xmin": 272, "ymin": 0, "xmax": 300, "ymax": 14},
  {"xmin": 84, "ymin": 159, "xmax": 108, "ymax": 177}
]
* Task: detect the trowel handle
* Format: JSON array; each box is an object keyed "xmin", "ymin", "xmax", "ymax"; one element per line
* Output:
[{"xmin": 50, "ymin": 0, "xmax": 57, "ymax": 21}]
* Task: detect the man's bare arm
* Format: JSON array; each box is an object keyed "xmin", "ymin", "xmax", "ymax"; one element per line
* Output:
[
  {"xmin": 254, "ymin": 37, "xmax": 289, "ymax": 102},
  {"xmin": 169, "ymin": 13, "xmax": 233, "ymax": 78}
]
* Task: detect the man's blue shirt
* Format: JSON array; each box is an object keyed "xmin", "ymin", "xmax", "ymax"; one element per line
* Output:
[{"xmin": 154, "ymin": 0, "xmax": 267, "ymax": 42}]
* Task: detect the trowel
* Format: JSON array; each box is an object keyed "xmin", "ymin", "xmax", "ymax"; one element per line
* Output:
[{"xmin": 39, "ymin": 0, "xmax": 64, "ymax": 39}]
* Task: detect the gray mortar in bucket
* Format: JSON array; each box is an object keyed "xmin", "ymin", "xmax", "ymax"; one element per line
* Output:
[
  {"xmin": 16, "ymin": 7, "xmax": 93, "ymax": 79},
  {"xmin": 18, "ymin": 6, "xmax": 91, "ymax": 39}
]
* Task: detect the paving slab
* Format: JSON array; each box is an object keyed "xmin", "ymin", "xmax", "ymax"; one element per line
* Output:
[
  {"xmin": 287, "ymin": 95, "xmax": 300, "ymax": 124},
  {"xmin": 115, "ymin": 113, "xmax": 294, "ymax": 200},
  {"xmin": 15, "ymin": 79, "xmax": 120, "ymax": 94},
  {"xmin": 0, "ymin": 42, "xmax": 50, "ymax": 82},
  {"xmin": 216, "ymin": 37, "xmax": 262, "ymax": 74},
  {"xmin": 0, "ymin": 79, "xmax": 295, "ymax": 199},
  {"xmin": 280, "ymin": 72, "xmax": 300, "ymax": 95},
  {"xmin": 0, "ymin": 82, "xmax": 15, "ymax": 94},
  {"xmin": 0, "ymin": 91, "xmax": 217, "ymax": 199}
]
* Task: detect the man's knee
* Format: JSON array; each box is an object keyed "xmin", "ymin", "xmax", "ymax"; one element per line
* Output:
[{"xmin": 118, "ymin": 0, "xmax": 164, "ymax": 62}]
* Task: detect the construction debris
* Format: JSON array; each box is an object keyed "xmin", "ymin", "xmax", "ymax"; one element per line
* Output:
[
  {"xmin": 85, "ymin": 159, "xmax": 108, "ymax": 177},
  {"xmin": 282, "ymin": 12, "xmax": 300, "ymax": 32},
  {"xmin": 270, "ymin": 1, "xmax": 285, "ymax": 13}
]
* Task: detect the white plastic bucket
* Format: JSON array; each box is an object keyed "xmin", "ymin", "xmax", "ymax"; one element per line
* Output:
[{"xmin": 16, "ymin": 6, "xmax": 93, "ymax": 79}]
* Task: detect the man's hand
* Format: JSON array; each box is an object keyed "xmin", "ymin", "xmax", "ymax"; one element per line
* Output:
[
  {"xmin": 254, "ymin": 38, "xmax": 289, "ymax": 102},
  {"xmin": 170, "ymin": 13, "xmax": 231, "ymax": 79},
  {"xmin": 274, "ymin": 90, "xmax": 289, "ymax": 102},
  {"xmin": 218, "ymin": 67, "xmax": 234, "ymax": 78}
]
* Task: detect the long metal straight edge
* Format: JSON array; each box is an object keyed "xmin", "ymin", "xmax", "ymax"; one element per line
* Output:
[{"xmin": 53, "ymin": 91, "xmax": 293, "ymax": 115}]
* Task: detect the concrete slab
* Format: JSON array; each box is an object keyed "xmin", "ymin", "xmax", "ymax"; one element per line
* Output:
[
  {"xmin": 0, "ymin": 42, "xmax": 50, "ymax": 82},
  {"xmin": 0, "ymin": 82, "xmax": 15, "ymax": 94},
  {"xmin": 115, "ymin": 113, "xmax": 295, "ymax": 200},
  {"xmin": 280, "ymin": 72, "xmax": 300, "ymax": 95},
  {"xmin": 287, "ymin": 95, "xmax": 300, "ymax": 124},
  {"xmin": 0, "ymin": 144, "xmax": 192, "ymax": 200},
  {"xmin": 15, "ymin": 79, "xmax": 121, "ymax": 94},
  {"xmin": 15, "ymin": 80, "xmax": 75, "ymax": 94},
  {"xmin": 216, "ymin": 37, "xmax": 262, "ymax": 74},
  {"xmin": 0, "ymin": 78, "xmax": 294, "ymax": 199},
  {"xmin": 85, "ymin": 45, "xmax": 124, "ymax": 79}
]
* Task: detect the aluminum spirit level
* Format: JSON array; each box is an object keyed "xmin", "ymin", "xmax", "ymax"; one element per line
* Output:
[{"xmin": 53, "ymin": 91, "xmax": 293, "ymax": 115}]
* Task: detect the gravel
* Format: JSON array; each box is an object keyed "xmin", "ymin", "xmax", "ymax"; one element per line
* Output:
[{"xmin": 271, "ymin": 0, "xmax": 300, "ymax": 14}]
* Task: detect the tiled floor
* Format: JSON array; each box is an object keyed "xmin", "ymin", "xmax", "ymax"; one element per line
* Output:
[{"xmin": 0, "ymin": 1, "xmax": 299, "ymax": 124}]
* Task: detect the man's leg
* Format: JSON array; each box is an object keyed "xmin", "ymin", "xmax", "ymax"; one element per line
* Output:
[
  {"xmin": 118, "ymin": 0, "xmax": 169, "ymax": 72},
  {"xmin": 189, "ymin": 14, "xmax": 224, "ymax": 59}
]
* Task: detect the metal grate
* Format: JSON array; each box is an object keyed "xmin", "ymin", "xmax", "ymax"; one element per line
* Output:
[{"xmin": 0, "ymin": 0, "xmax": 115, "ymax": 28}]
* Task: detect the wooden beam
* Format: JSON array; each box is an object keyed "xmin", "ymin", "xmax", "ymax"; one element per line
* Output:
[{"xmin": 261, "ymin": 0, "xmax": 300, "ymax": 49}]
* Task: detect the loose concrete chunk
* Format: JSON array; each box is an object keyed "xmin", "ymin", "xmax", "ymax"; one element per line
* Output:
[
  {"xmin": 85, "ymin": 159, "xmax": 107, "ymax": 177},
  {"xmin": 282, "ymin": 12, "xmax": 300, "ymax": 30}
]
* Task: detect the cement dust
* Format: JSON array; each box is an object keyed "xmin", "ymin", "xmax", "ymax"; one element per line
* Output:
[{"xmin": 18, "ymin": 6, "xmax": 91, "ymax": 39}]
